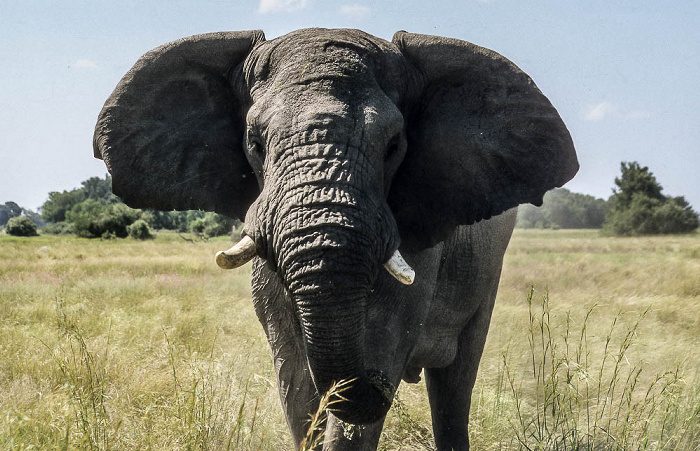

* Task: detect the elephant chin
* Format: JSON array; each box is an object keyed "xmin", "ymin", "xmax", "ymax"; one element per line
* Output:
[{"xmin": 327, "ymin": 371, "xmax": 395, "ymax": 425}]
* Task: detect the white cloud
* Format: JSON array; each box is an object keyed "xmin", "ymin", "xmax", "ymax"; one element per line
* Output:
[
  {"xmin": 72, "ymin": 59, "xmax": 98, "ymax": 69},
  {"xmin": 258, "ymin": 0, "xmax": 308, "ymax": 13},
  {"xmin": 584, "ymin": 101, "xmax": 616, "ymax": 121},
  {"xmin": 583, "ymin": 101, "xmax": 651, "ymax": 121},
  {"xmin": 339, "ymin": 4, "xmax": 371, "ymax": 18}
]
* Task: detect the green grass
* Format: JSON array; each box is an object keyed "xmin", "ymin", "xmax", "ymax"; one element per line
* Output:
[{"xmin": 1, "ymin": 230, "xmax": 698, "ymax": 449}]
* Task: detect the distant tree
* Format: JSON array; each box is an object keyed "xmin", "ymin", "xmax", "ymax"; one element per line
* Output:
[
  {"xmin": 5, "ymin": 216, "xmax": 39, "ymax": 236},
  {"xmin": 517, "ymin": 188, "xmax": 608, "ymax": 229},
  {"xmin": 22, "ymin": 209, "xmax": 45, "ymax": 228},
  {"xmin": 603, "ymin": 162, "xmax": 699, "ymax": 235},
  {"xmin": 41, "ymin": 175, "xmax": 120, "ymax": 224},
  {"xmin": 4, "ymin": 201, "xmax": 22, "ymax": 218},
  {"xmin": 516, "ymin": 201, "xmax": 548, "ymax": 229},
  {"xmin": 42, "ymin": 189, "xmax": 86, "ymax": 223},
  {"xmin": 81, "ymin": 175, "xmax": 120, "ymax": 203},
  {"xmin": 141, "ymin": 209, "xmax": 175, "ymax": 231},
  {"xmin": 1, "ymin": 201, "xmax": 23, "ymax": 226},
  {"xmin": 611, "ymin": 162, "xmax": 665, "ymax": 208}
]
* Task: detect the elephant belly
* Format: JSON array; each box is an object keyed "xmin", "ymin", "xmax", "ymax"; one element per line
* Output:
[{"xmin": 403, "ymin": 214, "xmax": 517, "ymax": 378}]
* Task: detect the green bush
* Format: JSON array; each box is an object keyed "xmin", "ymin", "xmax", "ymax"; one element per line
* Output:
[
  {"xmin": 141, "ymin": 209, "xmax": 192, "ymax": 232},
  {"xmin": 99, "ymin": 203, "xmax": 141, "ymax": 238},
  {"xmin": 5, "ymin": 217, "xmax": 39, "ymax": 236},
  {"xmin": 43, "ymin": 221, "xmax": 74, "ymax": 235},
  {"xmin": 189, "ymin": 212, "xmax": 233, "ymax": 237},
  {"xmin": 67, "ymin": 199, "xmax": 141, "ymax": 238},
  {"xmin": 66, "ymin": 199, "xmax": 106, "ymax": 238},
  {"xmin": 127, "ymin": 219, "xmax": 154, "ymax": 240}
]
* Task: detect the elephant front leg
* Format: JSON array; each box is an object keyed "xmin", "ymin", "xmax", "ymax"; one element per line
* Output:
[
  {"xmin": 251, "ymin": 260, "xmax": 321, "ymax": 446},
  {"xmin": 273, "ymin": 339, "xmax": 322, "ymax": 446},
  {"xmin": 425, "ymin": 287, "xmax": 498, "ymax": 451}
]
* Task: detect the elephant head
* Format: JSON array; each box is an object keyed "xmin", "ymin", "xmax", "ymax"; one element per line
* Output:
[{"xmin": 94, "ymin": 28, "xmax": 578, "ymax": 424}]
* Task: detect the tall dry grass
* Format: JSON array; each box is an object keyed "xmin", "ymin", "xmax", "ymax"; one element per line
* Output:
[
  {"xmin": 1, "ymin": 229, "xmax": 698, "ymax": 449},
  {"xmin": 500, "ymin": 289, "xmax": 695, "ymax": 449},
  {"xmin": 1, "ymin": 234, "xmax": 286, "ymax": 449}
]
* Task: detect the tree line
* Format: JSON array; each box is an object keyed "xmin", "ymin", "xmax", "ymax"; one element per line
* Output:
[
  {"xmin": 517, "ymin": 162, "xmax": 698, "ymax": 234},
  {"xmin": 2, "ymin": 162, "xmax": 698, "ymax": 237},
  {"xmin": 516, "ymin": 188, "xmax": 609, "ymax": 229},
  {"xmin": 2, "ymin": 175, "xmax": 237, "ymax": 239}
]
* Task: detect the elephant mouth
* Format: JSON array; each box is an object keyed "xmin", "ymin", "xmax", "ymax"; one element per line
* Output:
[{"xmin": 216, "ymin": 235, "xmax": 415, "ymax": 284}]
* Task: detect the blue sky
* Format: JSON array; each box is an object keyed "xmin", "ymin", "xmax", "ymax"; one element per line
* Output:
[{"xmin": 1, "ymin": 1, "xmax": 698, "ymax": 212}]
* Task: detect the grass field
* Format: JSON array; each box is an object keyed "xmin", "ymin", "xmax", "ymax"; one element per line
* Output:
[{"xmin": 1, "ymin": 229, "xmax": 698, "ymax": 449}]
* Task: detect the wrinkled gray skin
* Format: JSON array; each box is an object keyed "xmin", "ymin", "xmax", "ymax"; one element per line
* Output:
[{"xmin": 94, "ymin": 28, "xmax": 578, "ymax": 449}]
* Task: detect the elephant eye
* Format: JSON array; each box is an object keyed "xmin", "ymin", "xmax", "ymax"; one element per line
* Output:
[
  {"xmin": 385, "ymin": 135, "xmax": 401, "ymax": 161},
  {"xmin": 247, "ymin": 134, "xmax": 265, "ymax": 157}
]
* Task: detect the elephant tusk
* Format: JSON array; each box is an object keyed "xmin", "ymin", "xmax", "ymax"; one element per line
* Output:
[
  {"xmin": 383, "ymin": 250, "xmax": 415, "ymax": 285},
  {"xmin": 216, "ymin": 235, "xmax": 257, "ymax": 269}
]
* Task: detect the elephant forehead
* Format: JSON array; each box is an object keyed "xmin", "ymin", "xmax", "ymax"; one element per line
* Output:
[
  {"xmin": 245, "ymin": 29, "xmax": 400, "ymax": 90},
  {"xmin": 274, "ymin": 47, "xmax": 371, "ymax": 87}
]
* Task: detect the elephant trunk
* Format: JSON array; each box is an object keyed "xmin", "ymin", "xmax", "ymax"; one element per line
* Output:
[
  {"xmin": 269, "ymin": 161, "xmax": 398, "ymax": 423},
  {"xmin": 282, "ymin": 234, "xmax": 395, "ymax": 424}
]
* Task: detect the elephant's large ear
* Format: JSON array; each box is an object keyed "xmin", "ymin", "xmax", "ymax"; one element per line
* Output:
[
  {"xmin": 389, "ymin": 32, "xmax": 578, "ymax": 249},
  {"xmin": 93, "ymin": 31, "xmax": 265, "ymax": 220}
]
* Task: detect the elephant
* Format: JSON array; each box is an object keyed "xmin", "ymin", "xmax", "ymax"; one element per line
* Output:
[{"xmin": 93, "ymin": 28, "xmax": 578, "ymax": 449}]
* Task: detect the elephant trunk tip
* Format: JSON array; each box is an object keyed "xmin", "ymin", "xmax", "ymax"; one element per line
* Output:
[{"xmin": 323, "ymin": 372, "xmax": 395, "ymax": 425}]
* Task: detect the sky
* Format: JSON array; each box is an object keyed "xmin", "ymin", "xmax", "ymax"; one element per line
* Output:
[{"xmin": 1, "ymin": 0, "xmax": 699, "ymax": 212}]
